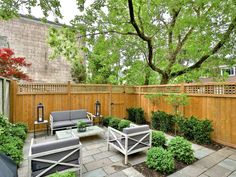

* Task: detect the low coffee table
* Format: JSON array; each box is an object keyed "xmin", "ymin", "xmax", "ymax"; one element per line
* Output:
[{"xmin": 56, "ymin": 126, "xmax": 105, "ymax": 140}]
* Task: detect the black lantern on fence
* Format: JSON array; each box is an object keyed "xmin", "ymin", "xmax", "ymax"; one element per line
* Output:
[
  {"xmin": 95, "ymin": 100, "xmax": 101, "ymax": 116},
  {"xmin": 37, "ymin": 103, "xmax": 44, "ymax": 122}
]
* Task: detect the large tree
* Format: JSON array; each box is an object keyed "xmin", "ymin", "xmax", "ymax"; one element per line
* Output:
[{"xmin": 1, "ymin": 0, "xmax": 236, "ymax": 84}]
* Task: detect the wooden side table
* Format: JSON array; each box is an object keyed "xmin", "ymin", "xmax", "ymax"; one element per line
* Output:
[
  {"xmin": 34, "ymin": 120, "xmax": 49, "ymax": 138},
  {"xmin": 93, "ymin": 115, "xmax": 103, "ymax": 126}
]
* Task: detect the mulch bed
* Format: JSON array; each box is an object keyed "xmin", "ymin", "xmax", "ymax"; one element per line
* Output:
[{"xmin": 133, "ymin": 161, "xmax": 188, "ymax": 177}]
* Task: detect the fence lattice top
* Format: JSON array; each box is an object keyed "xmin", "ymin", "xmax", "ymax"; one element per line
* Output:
[{"xmin": 16, "ymin": 82, "xmax": 236, "ymax": 96}]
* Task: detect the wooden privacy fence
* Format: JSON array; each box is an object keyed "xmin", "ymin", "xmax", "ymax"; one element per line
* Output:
[
  {"xmin": 0, "ymin": 77, "xmax": 10, "ymax": 118},
  {"xmin": 10, "ymin": 81, "xmax": 236, "ymax": 148}
]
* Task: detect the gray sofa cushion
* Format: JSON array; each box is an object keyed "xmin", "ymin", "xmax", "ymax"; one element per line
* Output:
[
  {"xmin": 123, "ymin": 125, "xmax": 149, "ymax": 134},
  {"xmin": 31, "ymin": 137, "xmax": 80, "ymax": 155},
  {"xmin": 53, "ymin": 121, "xmax": 74, "ymax": 128},
  {"xmin": 51, "ymin": 111, "xmax": 70, "ymax": 122},
  {"xmin": 70, "ymin": 109, "xmax": 87, "ymax": 120},
  {"xmin": 71, "ymin": 119, "xmax": 92, "ymax": 125}
]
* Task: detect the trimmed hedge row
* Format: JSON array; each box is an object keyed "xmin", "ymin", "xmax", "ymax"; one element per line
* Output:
[
  {"xmin": 103, "ymin": 116, "xmax": 131, "ymax": 131},
  {"xmin": 151, "ymin": 111, "xmax": 213, "ymax": 144}
]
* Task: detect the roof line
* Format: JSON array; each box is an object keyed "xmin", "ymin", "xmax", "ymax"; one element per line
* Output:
[{"xmin": 19, "ymin": 14, "xmax": 70, "ymax": 27}]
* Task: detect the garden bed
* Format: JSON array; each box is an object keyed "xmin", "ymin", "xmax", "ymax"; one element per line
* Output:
[{"xmin": 134, "ymin": 161, "xmax": 188, "ymax": 177}]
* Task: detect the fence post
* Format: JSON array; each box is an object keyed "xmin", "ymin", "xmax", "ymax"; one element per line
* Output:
[
  {"xmin": 180, "ymin": 83, "xmax": 185, "ymax": 116},
  {"xmin": 67, "ymin": 81, "xmax": 71, "ymax": 110},
  {"xmin": 10, "ymin": 80, "xmax": 17, "ymax": 123},
  {"xmin": 109, "ymin": 84, "xmax": 112, "ymax": 116},
  {"xmin": 138, "ymin": 86, "xmax": 141, "ymax": 108}
]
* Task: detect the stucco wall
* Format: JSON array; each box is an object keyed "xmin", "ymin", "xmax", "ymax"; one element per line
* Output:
[{"xmin": 0, "ymin": 16, "xmax": 73, "ymax": 83}]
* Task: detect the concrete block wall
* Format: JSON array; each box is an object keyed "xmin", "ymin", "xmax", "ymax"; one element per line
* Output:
[{"xmin": 0, "ymin": 16, "xmax": 73, "ymax": 83}]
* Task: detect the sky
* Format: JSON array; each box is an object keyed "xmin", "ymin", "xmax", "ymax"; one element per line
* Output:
[{"xmin": 19, "ymin": 0, "xmax": 94, "ymax": 25}]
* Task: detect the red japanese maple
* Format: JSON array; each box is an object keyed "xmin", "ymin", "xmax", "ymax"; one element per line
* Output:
[{"xmin": 0, "ymin": 48, "xmax": 31, "ymax": 81}]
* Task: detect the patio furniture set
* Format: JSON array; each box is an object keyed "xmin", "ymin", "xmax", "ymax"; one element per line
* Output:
[{"xmin": 28, "ymin": 109, "xmax": 152, "ymax": 177}]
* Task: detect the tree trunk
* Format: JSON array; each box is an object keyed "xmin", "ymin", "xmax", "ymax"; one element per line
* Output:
[
  {"xmin": 144, "ymin": 69, "xmax": 150, "ymax": 85},
  {"xmin": 160, "ymin": 75, "xmax": 169, "ymax": 85}
]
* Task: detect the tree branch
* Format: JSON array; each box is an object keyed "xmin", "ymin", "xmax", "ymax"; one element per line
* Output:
[
  {"xmin": 168, "ymin": 8, "xmax": 181, "ymax": 51},
  {"xmin": 78, "ymin": 30, "xmax": 138, "ymax": 38},
  {"xmin": 170, "ymin": 16, "xmax": 236, "ymax": 78},
  {"xmin": 168, "ymin": 27, "xmax": 194, "ymax": 69},
  {"xmin": 128, "ymin": 0, "xmax": 164, "ymax": 75}
]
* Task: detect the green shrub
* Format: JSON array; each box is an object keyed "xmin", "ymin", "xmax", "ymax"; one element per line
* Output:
[
  {"xmin": 126, "ymin": 107, "xmax": 145, "ymax": 124},
  {"xmin": 178, "ymin": 116, "xmax": 213, "ymax": 144},
  {"xmin": 146, "ymin": 147, "xmax": 175, "ymax": 174},
  {"xmin": 103, "ymin": 116, "xmax": 113, "ymax": 127},
  {"xmin": 48, "ymin": 171, "xmax": 76, "ymax": 177},
  {"xmin": 8, "ymin": 126, "xmax": 27, "ymax": 141},
  {"xmin": 0, "ymin": 114, "xmax": 11, "ymax": 128},
  {"xmin": 118, "ymin": 120, "xmax": 131, "ymax": 131},
  {"xmin": 108, "ymin": 118, "xmax": 121, "ymax": 129},
  {"xmin": 0, "ymin": 136, "xmax": 24, "ymax": 165},
  {"xmin": 151, "ymin": 111, "xmax": 175, "ymax": 132},
  {"xmin": 152, "ymin": 131, "xmax": 166, "ymax": 147},
  {"xmin": 15, "ymin": 122, "xmax": 28, "ymax": 133},
  {"xmin": 168, "ymin": 136, "xmax": 195, "ymax": 164}
]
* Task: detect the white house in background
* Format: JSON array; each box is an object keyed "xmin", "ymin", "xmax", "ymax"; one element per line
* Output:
[{"xmin": 200, "ymin": 65, "xmax": 236, "ymax": 83}]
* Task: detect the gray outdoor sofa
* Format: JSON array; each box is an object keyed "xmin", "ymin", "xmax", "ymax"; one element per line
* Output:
[
  {"xmin": 28, "ymin": 137, "xmax": 82, "ymax": 177},
  {"xmin": 50, "ymin": 109, "xmax": 94, "ymax": 135},
  {"xmin": 107, "ymin": 124, "xmax": 152, "ymax": 164}
]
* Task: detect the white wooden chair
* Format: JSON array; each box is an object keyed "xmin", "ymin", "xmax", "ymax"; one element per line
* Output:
[{"xmin": 107, "ymin": 125, "xmax": 152, "ymax": 164}]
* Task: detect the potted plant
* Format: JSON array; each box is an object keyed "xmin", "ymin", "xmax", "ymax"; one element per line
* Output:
[{"xmin": 77, "ymin": 121, "xmax": 87, "ymax": 132}]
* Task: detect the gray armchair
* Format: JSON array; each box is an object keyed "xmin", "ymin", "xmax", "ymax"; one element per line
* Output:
[
  {"xmin": 107, "ymin": 125, "xmax": 152, "ymax": 164},
  {"xmin": 28, "ymin": 137, "xmax": 82, "ymax": 177}
]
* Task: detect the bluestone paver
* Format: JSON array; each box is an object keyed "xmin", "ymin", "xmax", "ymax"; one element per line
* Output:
[
  {"xmin": 108, "ymin": 171, "xmax": 128, "ymax": 177},
  {"xmin": 204, "ymin": 165, "xmax": 232, "ymax": 177},
  {"xmin": 83, "ymin": 155, "xmax": 95, "ymax": 164},
  {"xmin": 83, "ymin": 168, "xmax": 107, "ymax": 177},
  {"xmin": 122, "ymin": 167, "xmax": 145, "ymax": 177},
  {"xmin": 93, "ymin": 151, "xmax": 115, "ymax": 160},
  {"xmin": 194, "ymin": 148, "xmax": 215, "ymax": 159},
  {"xmin": 218, "ymin": 159, "xmax": 236, "ymax": 171},
  {"xmin": 177, "ymin": 164, "xmax": 207, "ymax": 177},
  {"xmin": 85, "ymin": 158, "xmax": 113, "ymax": 171},
  {"xmin": 228, "ymin": 171, "xmax": 236, "ymax": 177},
  {"xmin": 103, "ymin": 161, "xmax": 128, "ymax": 175}
]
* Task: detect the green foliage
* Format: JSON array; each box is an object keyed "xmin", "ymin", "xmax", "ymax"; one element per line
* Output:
[
  {"xmin": 168, "ymin": 136, "xmax": 195, "ymax": 164},
  {"xmin": 108, "ymin": 118, "xmax": 121, "ymax": 129},
  {"xmin": 48, "ymin": 171, "xmax": 76, "ymax": 177},
  {"xmin": 0, "ymin": 135, "xmax": 24, "ymax": 165},
  {"xmin": 0, "ymin": 0, "xmax": 62, "ymax": 20},
  {"xmin": 166, "ymin": 94, "xmax": 189, "ymax": 114},
  {"xmin": 71, "ymin": 59, "xmax": 86, "ymax": 83},
  {"xmin": 77, "ymin": 121, "xmax": 87, "ymax": 128},
  {"xmin": 152, "ymin": 131, "xmax": 166, "ymax": 147},
  {"xmin": 118, "ymin": 120, "xmax": 131, "ymax": 131},
  {"xmin": 146, "ymin": 147, "xmax": 175, "ymax": 174},
  {"xmin": 48, "ymin": 27, "xmax": 86, "ymax": 83},
  {"xmin": 8, "ymin": 126, "xmax": 27, "ymax": 141},
  {"xmin": 151, "ymin": 111, "xmax": 175, "ymax": 133},
  {"xmin": 14, "ymin": 122, "xmax": 28, "ymax": 133},
  {"xmin": 178, "ymin": 116, "xmax": 213, "ymax": 144},
  {"xmin": 126, "ymin": 107, "xmax": 145, "ymax": 124},
  {"xmin": 102, "ymin": 116, "xmax": 113, "ymax": 127},
  {"xmin": 2, "ymin": 0, "xmax": 236, "ymax": 84},
  {"xmin": 145, "ymin": 93, "xmax": 163, "ymax": 105},
  {"xmin": 86, "ymin": 35, "xmax": 121, "ymax": 84},
  {"xmin": 0, "ymin": 114, "xmax": 28, "ymax": 165}
]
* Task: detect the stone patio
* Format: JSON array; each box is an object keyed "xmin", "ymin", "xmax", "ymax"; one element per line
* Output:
[{"xmin": 18, "ymin": 128, "xmax": 236, "ymax": 177}]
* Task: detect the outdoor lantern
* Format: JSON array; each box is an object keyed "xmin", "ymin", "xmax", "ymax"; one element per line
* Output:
[
  {"xmin": 37, "ymin": 103, "xmax": 44, "ymax": 122},
  {"xmin": 95, "ymin": 100, "xmax": 101, "ymax": 116}
]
